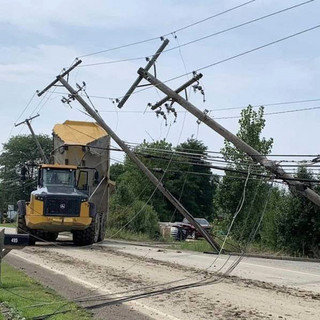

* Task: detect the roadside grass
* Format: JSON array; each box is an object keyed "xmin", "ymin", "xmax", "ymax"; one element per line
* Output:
[
  {"xmin": 171, "ymin": 237, "xmax": 241, "ymax": 253},
  {"xmin": 0, "ymin": 262, "xmax": 92, "ymax": 320},
  {"xmin": 0, "ymin": 223, "xmax": 16, "ymax": 228},
  {"xmin": 104, "ymin": 227, "xmax": 310, "ymax": 259},
  {"xmin": 105, "ymin": 227, "xmax": 158, "ymax": 242},
  {"xmin": 172, "ymin": 239, "xmax": 214, "ymax": 252},
  {"xmin": 171, "ymin": 237, "xmax": 297, "ymax": 259}
]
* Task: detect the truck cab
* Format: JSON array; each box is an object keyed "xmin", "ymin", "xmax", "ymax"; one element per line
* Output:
[{"xmin": 17, "ymin": 164, "xmax": 98, "ymax": 245}]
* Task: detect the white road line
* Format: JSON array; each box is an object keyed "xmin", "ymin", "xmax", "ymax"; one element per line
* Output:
[{"xmin": 211, "ymin": 257, "xmax": 320, "ymax": 277}]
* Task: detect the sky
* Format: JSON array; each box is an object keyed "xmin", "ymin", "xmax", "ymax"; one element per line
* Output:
[{"xmin": 1, "ymin": 0, "xmax": 320, "ymax": 170}]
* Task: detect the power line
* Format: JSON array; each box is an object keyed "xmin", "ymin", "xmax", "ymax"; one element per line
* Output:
[
  {"xmin": 56, "ymin": 141, "xmax": 319, "ymax": 169},
  {"xmin": 177, "ymin": 24, "xmax": 320, "ymax": 79},
  {"xmin": 96, "ymin": 104, "xmax": 320, "ymax": 119},
  {"xmin": 134, "ymin": 148, "xmax": 320, "ymax": 168},
  {"xmin": 48, "ymin": 90, "xmax": 320, "ymax": 113},
  {"xmin": 124, "ymin": 141, "xmax": 320, "ymax": 158},
  {"xmin": 111, "ymin": 152, "xmax": 320, "ymax": 183},
  {"xmin": 78, "ymin": 0, "xmax": 256, "ymax": 59},
  {"xmin": 80, "ymin": 0, "xmax": 314, "ymax": 68},
  {"xmin": 213, "ymin": 105, "xmax": 320, "ymax": 120},
  {"xmin": 74, "ymin": 23, "xmax": 320, "ymax": 104},
  {"xmin": 14, "ymin": 92, "xmax": 37, "ymax": 125},
  {"xmin": 116, "ymin": 23, "xmax": 320, "ymax": 100},
  {"xmin": 214, "ymin": 98, "xmax": 320, "ymax": 112}
]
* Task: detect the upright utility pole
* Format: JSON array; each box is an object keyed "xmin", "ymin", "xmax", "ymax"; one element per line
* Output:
[
  {"xmin": 15, "ymin": 114, "xmax": 48, "ymax": 163},
  {"xmin": 138, "ymin": 68, "xmax": 320, "ymax": 208}
]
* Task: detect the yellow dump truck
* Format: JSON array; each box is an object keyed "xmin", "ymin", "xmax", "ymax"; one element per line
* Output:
[{"xmin": 17, "ymin": 121, "xmax": 111, "ymax": 245}]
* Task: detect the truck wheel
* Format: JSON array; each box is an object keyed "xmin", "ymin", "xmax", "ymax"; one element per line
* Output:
[
  {"xmin": 73, "ymin": 215, "xmax": 98, "ymax": 246},
  {"xmin": 98, "ymin": 213, "xmax": 106, "ymax": 242},
  {"xmin": 17, "ymin": 200, "xmax": 35, "ymax": 245},
  {"xmin": 46, "ymin": 232, "xmax": 59, "ymax": 242},
  {"xmin": 191, "ymin": 231, "xmax": 197, "ymax": 240},
  {"xmin": 38, "ymin": 232, "xmax": 59, "ymax": 242},
  {"xmin": 94, "ymin": 213, "xmax": 100, "ymax": 243},
  {"xmin": 17, "ymin": 200, "xmax": 26, "ymax": 232}
]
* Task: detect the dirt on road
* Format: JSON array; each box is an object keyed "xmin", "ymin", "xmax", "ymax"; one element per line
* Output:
[{"xmin": 5, "ymin": 244, "xmax": 320, "ymax": 320}]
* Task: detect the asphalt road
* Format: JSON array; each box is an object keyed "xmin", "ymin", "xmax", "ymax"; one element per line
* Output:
[
  {"xmin": 100, "ymin": 239, "xmax": 320, "ymax": 293},
  {"xmin": 2, "ymin": 229, "xmax": 320, "ymax": 319},
  {"xmin": 3, "ymin": 226, "xmax": 319, "ymax": 294},
  {"xmin": 6, "ymin": 254, "xmax": 153, "ymax": 320}
]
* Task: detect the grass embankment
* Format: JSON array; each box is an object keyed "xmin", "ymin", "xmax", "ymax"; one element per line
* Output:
[
  {"xmin": 105, "ymin": 227, "xmax": 159, "ymax": 242},
  {"xmin": 171, "ymin": 237, "xmax": 242, "ymax": 253},
  {"xmin": 0, "ymin": 263, "xmax": 92, "ymax": 320},
  {"xmin": 0, "ymin": 223, "xmax": 16, "ymax": 228}
]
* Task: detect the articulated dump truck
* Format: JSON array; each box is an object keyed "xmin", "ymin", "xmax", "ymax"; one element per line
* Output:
[{"xmin": 17, "ymin": 121, "xmax": 112, "ymax": 245}]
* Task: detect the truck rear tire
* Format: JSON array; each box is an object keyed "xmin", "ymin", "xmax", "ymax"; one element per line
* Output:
[
  {"xmin": 98, "ymin": 213, "xmax": 106, "ymax": 242},
  {"xmin": 73, "ymin": 215, "xmax": 99, "ymax": 246}
]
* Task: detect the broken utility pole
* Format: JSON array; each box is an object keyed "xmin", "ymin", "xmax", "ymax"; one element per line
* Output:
[
  {"xmin": 117, "ymin": 38, "xmax": 170, "ymax": 109},
  {"xmin": 138, "ymin": 68, "xmax": 320, "ymax": 208},
  {"xmin": 15, "ymin": 114, "xmax": 48, "ymax": 163}
]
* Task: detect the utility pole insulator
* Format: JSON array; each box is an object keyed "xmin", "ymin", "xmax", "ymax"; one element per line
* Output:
[{"xmin": 151, "ymin": 73, "xmax": 203, "ymax": 110}]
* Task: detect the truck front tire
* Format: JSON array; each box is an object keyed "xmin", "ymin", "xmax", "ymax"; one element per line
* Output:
[
  {"xmin": 17, "ymin": 200, "xmax": 35, "ymax": 245},
  {"xmin": 73, "ymin": 215, "xmax": 99, "ymax": 246}
]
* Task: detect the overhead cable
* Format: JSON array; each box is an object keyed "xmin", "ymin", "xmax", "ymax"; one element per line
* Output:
[
  {"xmin": 78, "ymin": 0, "xmax": 256, "ymax": 58},
  {"xmin": 80, "ymin": 0, "xmax": 314, "ymax": 68},
  {"xmin": 112, "ymin": 23, "xmax": 320, "ymax": 100}
]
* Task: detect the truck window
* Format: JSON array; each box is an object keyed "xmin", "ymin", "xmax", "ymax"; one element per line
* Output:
[
  {"xmin": 43, "ymin": 169, "xmax": 75, "ymax": 187},
  {"xmin": 77, "ymin": 171, "xmax": 88, "ymax": 191}
]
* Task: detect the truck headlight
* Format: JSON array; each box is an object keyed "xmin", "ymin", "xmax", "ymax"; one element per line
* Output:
[
  {"xmin": 81, "ymin": 197, "xmax": 88, "ymax": 202},
  {"xmin": 35, "ymin": 195, "xmax": 44, "ymax": 201}
]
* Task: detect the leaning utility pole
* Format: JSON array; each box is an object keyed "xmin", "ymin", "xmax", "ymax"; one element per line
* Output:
[
  {"xmin": 57, "ymin": 77, "xmax": 220, "ymax": 252},
  {"xmin": 138, "ymin": 68, "xmax": 320, "ymax": 207},
  {"xmin": 15, "ymin": 114, "xmax": 48, "ymax": 163},
  {"xmin": 37, "ymin": 52, "xmax": 221, "ymax": 252}
]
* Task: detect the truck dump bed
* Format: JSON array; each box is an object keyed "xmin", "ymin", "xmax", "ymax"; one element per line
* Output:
[{"xmin": 53, "ymin": 121, "xmax": 111, "ymax": 230}]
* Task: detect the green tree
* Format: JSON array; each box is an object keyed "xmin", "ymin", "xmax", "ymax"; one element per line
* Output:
[
  {"xmin": 171, "ymin": 138, "xmax": 216, "ymax": 221},
  {"xmin": 108, "ymin": 182, "xmax": 160, "ymax": 238},
  {"xmin": 109, "ymin": 138, "xmax": 217, "ymax": 222},
  {"xmin": 0, "ymin": 134, "xmax": 52, "ymax": 212},
  {"xmin": 259, "ymin": 186, "xmax": 287, "ymax": 249},
  {"xmin": 277, "ymin": 168, "xmax": 320, "ymax": 258},
  {"xmin": 216, "ymin": 105, "xmax": 274, "ymax": 241}
]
